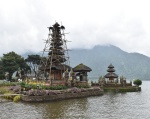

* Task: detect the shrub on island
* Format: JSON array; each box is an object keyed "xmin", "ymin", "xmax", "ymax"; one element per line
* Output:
[{"xmin": 133, "ymin": 79, "xmax": 142, "ymax": 86}]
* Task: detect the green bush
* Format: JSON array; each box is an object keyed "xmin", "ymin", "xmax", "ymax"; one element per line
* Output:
[
  {"xmin": 0, "ymin": 86, "xmax": 11, "ymax": 93},
  {"xmin": 77, "ymin": 84, "xmax": 90, "ymax": 88},
  {"xmin": 20, "ymin": 82, "xmax": 25, "ymax": 87},
  {"xmin": 21, "ymin": 83, "xmax": 67, "ymax": 90},
  {"xmin": 133, "ymin": 79, "xmax": 142, "ymax": 86},
  {"xmin": 49, "ymin": 85, "xmax": 67, "ymax": 90},
  {"xmin": 0, "ymin": 82, "xmax": 20, "ymax": 87},
  {"xmin": 41, "ymin": 85, "xmax": 50, "ymax": 90},
  {"xmin": 13, "ymin": 95, "xmax": 21, "ymax": 102}
]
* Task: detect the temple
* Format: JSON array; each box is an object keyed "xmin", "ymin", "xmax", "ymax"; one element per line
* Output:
[
  {"xmin": 39, "ymin": 22, "xmax": 92, "ymax": 86},
  {"xmin": 92, "ymin": 64, "xmax": 133, "ymax": 88},
  {"xmin": 40, "ymin": 22, "xmax": 71, "ymax": 82},
  {"xmin": 104, "ymin": 64, "xmax": 118, "ymax": 82}
]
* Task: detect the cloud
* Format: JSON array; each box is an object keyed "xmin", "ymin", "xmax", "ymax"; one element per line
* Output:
[{"xmin": 0, "ymin": 0, "xmax": 150, "ymax": 57}]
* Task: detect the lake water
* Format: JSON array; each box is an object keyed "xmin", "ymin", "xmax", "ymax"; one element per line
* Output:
[{"xmin": 0, "ymin": 81, "xmax": 150, "ymax": 119}]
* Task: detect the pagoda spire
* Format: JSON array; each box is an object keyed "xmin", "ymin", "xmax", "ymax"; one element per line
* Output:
[{"xmin": 104, "ymin": 64, "xmax": 118, "ymax": 81}]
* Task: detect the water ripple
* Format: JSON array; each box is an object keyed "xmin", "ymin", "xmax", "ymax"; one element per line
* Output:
[{"xmin": 1, "ymin": 81, "xmax": 150, "ymax": 119}]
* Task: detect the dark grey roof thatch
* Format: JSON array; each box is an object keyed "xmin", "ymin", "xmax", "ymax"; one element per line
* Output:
[
  {"xmin": 107, "ymin": 68, "xmax": 115, "ymax": 72},
  {"xmin": 104, "ymin": 72, "xmax": 118, "ymax": 78},
  {"xmin": 40, "ymin": 64, "xmax": 71, "ymax": 71},
  {"xmin": 108, "ymin": 64, "xmax": 114, "ymax": 68},
  {"xmin": 73, "ymin": 63, "xmax": 92, "ymax": 72}
]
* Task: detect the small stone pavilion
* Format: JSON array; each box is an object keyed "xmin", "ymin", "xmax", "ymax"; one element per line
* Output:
[
  {"xmin": 104, "ymin": 64, "xmax": 118, "ymax": 83},
  {"xmin": 73, "ymin": 63, "xmax": 92, "ymax": 82}
]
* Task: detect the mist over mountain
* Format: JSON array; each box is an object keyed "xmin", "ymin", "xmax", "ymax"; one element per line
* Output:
[
  {"xmin": 69, "ymin": 45, "xmax": 150, "ymax": 80},
  {"xmin": 22, "ymin": 45, "xmax": 150, "ymax": 80}
]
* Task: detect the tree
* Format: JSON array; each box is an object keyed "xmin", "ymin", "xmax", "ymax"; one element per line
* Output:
[
  {"xmin": 133, "ymin": 79, "xmax": 142, "ymax": 86},
  {"xmin": 0, "ymin": 58, "xmax": 5, "ymax": 79},
  {"xmin": 25, "ymin": 55, "xmax": 41, "ymax": 77},
  {"xmin": 1, "ymin": 51, "xmax": 30, "ymax": 80}
]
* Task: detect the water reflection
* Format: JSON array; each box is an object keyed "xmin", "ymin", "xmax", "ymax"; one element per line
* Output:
[
  {"xmin": 23, "ymin": 98, "xmax": 88, "ymax": 119},
  {"xmin": 1, "ymin": 81, "xmax": 150, "ymax": 119}
]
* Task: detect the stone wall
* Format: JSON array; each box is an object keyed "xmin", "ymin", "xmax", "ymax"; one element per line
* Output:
[
  {"xmin": 104, "ymin": 83, "xmax": 132, "ymax": 87},
  {"xmin": 104, "ymin": 86, "xmax": 141, "ymax": 93},
  {"xmin": 21, "ymin": 88, "xmax": 103, "ymax": 102}
]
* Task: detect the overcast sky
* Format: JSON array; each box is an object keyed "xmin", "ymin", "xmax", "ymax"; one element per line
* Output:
[{"xmin": 0, "ymin": 0, "xmax": 150, "ymax": 57}]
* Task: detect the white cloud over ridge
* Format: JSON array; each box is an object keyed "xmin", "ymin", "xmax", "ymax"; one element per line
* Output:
[{"xmin": 0, "ymin": 0, "xmax": 150, "ymax": 56}]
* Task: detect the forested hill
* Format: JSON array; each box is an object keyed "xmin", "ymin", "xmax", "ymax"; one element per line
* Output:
[
  {"xmin": 69, "ymin": 45, "xmax": 150, "ymax": 80},
  {"xmin": 22, "ymin": 45, "xmax": 150, "ymax": 80}
]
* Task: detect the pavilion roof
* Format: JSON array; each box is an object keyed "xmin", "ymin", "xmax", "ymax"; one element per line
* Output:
[
  {"xmin": 73, "ymin": 63, "xmax": 92, "ymax": 72},
  {"xmin": 40, "ymin": 64, "xmax": 71, "ymax": 71},
  {"xmin": 108, "ymin": 64, "xmax": 114, "ymax": 68},
  {"xmin": 104, "ymin": 72, "xmax": 118, "ymax": 78},
  {"xmin": 107, "ymin": 68, "xmax": 115, "ymax": 72}
]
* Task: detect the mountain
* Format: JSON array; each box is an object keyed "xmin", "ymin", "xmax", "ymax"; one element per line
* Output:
[
  {"xmin": 69, "ymin": 45, "xmax": 150, "ymax": 80},
  {"xmin": 22, "ymin": 45, "xmax": 150, "ymax": 80}
]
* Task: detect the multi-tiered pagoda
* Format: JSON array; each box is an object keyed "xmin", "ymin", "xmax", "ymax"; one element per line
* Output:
[
  {"xmin": 40, "ymin": 22, "xmax": 71, "ymax": 81},
  {"xmin": 104, "ymin": 64, "xmax": 118, "ymax": 81}
]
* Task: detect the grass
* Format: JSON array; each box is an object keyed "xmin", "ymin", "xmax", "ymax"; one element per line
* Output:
[
  {"xmin": 104, "ymin": 86, "xmax": 141, "ymax": 93},
  {"xmin": 0, "ymin": 80, "xmax": 21, "ymax": 102},
  {"xmin": 0, "ymin": 86, "xmax": 13, "ymax": 94}
]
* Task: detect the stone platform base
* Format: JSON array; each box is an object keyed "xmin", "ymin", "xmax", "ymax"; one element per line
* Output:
[
  {"xmin": 21, "ymin": 88, "xmax": 103, "ymax": 102},
  {"xmin": 104, "ymin": 86, "xmax": 141, "ymax": 93}
]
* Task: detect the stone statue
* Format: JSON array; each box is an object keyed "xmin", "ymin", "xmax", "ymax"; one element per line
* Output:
[
  {"xmin": 99, "ymin": 76, "xmax": 105, "ymax": 88},
  {"xmin": 70, "ymin": 69, "xmax": 76, "ymax": 87},
  {"xmin": 120, "ymin": 76, "xmax": 123, "ymax": 86},
  {"xmin": 64, "ymin": 69, "xmax": 71, "ymax": 87},
  {"xmin": 130, "ymin": 81, "xmax": 132, "ymax": 85},
  {"xmin": 5, "ymin": 72, "xmax": 9, "ymax": 80},
  {"xmin": 116, "ymin": 78, "xmax": 118, "ymax": 84},
  {"xmin": 123, "ymin": 77, "xmax": 126, "ymax": 87},
  {"xmin": 18, "ymin": 67, "xmax": 22, "ymax": 78},
  {"xmin": 64, "ymin": 69, "xmax": 69, "ymax": 80}
]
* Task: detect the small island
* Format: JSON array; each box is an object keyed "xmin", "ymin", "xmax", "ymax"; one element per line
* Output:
[
  {"xmin": 19, "ymin": 22, "xmax": 104, "ymax": 102},
  {"xmin": 0, "ymin": 22, "xmax": 104, "ymax": 102},
  {"xmin": 92, "ymin": 64, "xmax": 141, "ymax": 92},
  {"xmin": 0, "ymin": 22, "xmax": 141, "ymax": 102}
]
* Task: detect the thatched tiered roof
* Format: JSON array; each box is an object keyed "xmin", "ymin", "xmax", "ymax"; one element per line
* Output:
[
  {"xmin": 104, "ymin": 64, "xmax": 118, "ymax": 78},
  {"xmin": 40, "ymin": 64, "xmax": 71, "ymax": 71},
  {"xmin": 73, "ymin": 63, "xmax": 92, "ymax": 72},
  {"xmin": 104, "ymin": 72, "xmax": 118, "ymax": 78}
]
